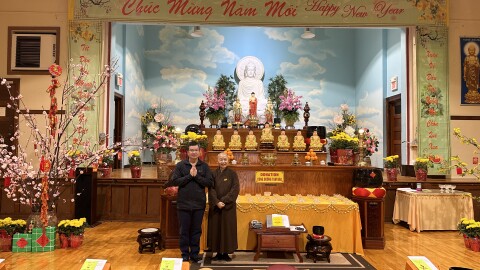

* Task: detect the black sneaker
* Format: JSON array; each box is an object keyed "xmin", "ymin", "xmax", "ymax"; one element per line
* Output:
[
  {"xmin": 182, "ymin": 256, "xmax": 189, "ymax": 262},
  {"xmin": 222, "ymin": 253, "xmax": 232, "ymax": 262},
  {"xmin": 190, "ymin": 255, "xmax": 202, "ymax": 263},
  {"xmin": 212, "ymin": 253, "xmax": 222, "ymax": 261}
]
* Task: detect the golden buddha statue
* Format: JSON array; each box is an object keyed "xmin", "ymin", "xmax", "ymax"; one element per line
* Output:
[
  {"xmin": 309, "ymin": 130, "xmax": 323, "ymax": 152},
  {"xmin": 212, "ymin": 128, "xmax": 226, "ymax": 151},
  {"xmin": 228, "ymin": 129, "xmax": 242, "ymax": 151},
  {"xmin": 260, "ymin": 123, "xmax": 274, "ymax": 144},
  {"xmin": 276, "ymin": 129, "xmax": 290, "ymax": 151},
  {"xmin": 292, "ymin": 129, "xmax": 306, "ymax": 151},
  {"xmin": 244, "ymin": 129, "xmax": 258, "ymax": 151}
]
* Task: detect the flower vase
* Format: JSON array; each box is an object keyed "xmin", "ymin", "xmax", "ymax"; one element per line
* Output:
[
  {"xmin": 469, "ymin": 237, "xmax": 480, "ymax": 252},
  {"xmin": 208, "ymin": 115, "xmax": 221, "ymax": 128},
  {"xmin": 59, "ymin": 233, "xmax": 69, "ymax": 249},
  {"xmin": 0, "ymin": 230, "xmax": 12, "ymax": 251},
  {"xmin": 69, "ymin": 234, "xmax": 84, "ymax": 248},
  {"xmin": 284, "ymin": 119, "xmax": 295, "ymax": 129},
  {"xmin": 155, "ymin": 152, "xmax": 172, "ymax": 165},
  {"xmin": 363, "ymin": 156, "xmax": 372, "ymax": 166},
  {"xmin": 98, "ymin": 166, "xmax": 112, "ymax": 178},
  {"xmin": 130, "ymin": 166, "xmax": 142, "ymax": 178},
  {"xmin": 463, "ymin": 234, "xmax": 471, "ymax": 249},
  {"xmin": 415, "ymin": 168, "xmax": 427, "ymax": 181},
  {"xmin": 385, "ymin": 168, "xmax": 398, "ymax": 181}
]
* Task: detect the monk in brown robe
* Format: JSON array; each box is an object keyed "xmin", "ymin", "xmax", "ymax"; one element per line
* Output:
[{"xmin": 207, "ymin": 152, "xmax": 240, "ymax": 261}]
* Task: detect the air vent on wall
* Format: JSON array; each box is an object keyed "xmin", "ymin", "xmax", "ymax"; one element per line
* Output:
[{"xmin": 11, "ymin": 33, "xmax": 56, "ymax": 71}]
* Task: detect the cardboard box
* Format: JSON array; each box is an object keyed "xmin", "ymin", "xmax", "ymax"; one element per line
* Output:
[
  {"xmin": 31, "ymin": 227, "xmax": 56, "ymax": 252},
  {"xmin": 12, "ymin": 233, "xmax": 32, "ymax": 252}
]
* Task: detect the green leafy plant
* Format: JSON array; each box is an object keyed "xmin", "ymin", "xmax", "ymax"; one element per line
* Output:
[
  {"xmin": 384, "ymin": 155, "xmax": 400, "ymax": 169},
  {"xmin": 414, "ymin": 157, "xmax": 433, "ymax": 171},
  {"xmin": 215, "ymin": 74, "xmax": 237, "ymax": 110},
  {"xmin": 100, "ymin": 149, "xmax": 115, "ymax": 167},
  {"xmin": 458, "ymin": 217, "xmax": 475, "ymax": 235},
  {"xmin": 464, "ymin": 220, "xmax": 480, "ymax": 238},
  {"xmin": 329, "ymin": 132, "xmax": 359, "ymax": 152},
  {"xmin": 128, "ymin": 150, "xmax": 142, "ymax": 166},
  {"xmin": 58, "ymin": 218, "xmax": 88, "ymax": 236},
  {"xmin": 0, "ymin": 217, "xmax": 26, "ymax": 235},
  {"xmin": 180, "ymin": 132, "xmax": 208, "ymax": 150},
  {"xmin": 267, "ymin": 75, "xmax": 287, "ymax": 117}
]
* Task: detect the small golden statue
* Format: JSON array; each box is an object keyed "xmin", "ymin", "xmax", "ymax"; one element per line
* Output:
[
  {"xmin": 244, "ymin": 129, "xmax": 258, "ymax": 151},
  {"xmin": 260, "ymin": 123, "xmax": 274, "ymax": 144},
  {"xmin": 292, "ymin": 129, "xmax": 306, "ymax": 151},
  {"xmin": 228, "ymin": 128, "xmax": 242, "ymax": 150},
  {"xmin": 309, "ymin": 129, "xmax": 324, "ymax": 152},
  {"xmin": 276, "ymin": 129, "xmax": 290, "ymax": 151},
  {"xmin": 212, "ymin": 128, "xmax": 226, "ymax": 151}
]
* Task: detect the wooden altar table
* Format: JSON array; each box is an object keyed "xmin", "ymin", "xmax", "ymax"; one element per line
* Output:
[
  {"xmin": 392, "ymin": 188, "xmax": 474, "ymax": 232},
  {"xmin": 235, "ymin": 194, "xmax": 364, "ymax": 255}
]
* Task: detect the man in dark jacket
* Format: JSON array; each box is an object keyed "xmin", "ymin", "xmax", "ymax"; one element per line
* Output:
[
  {"xmin": 165, "ymin": 141, "xmax": 213, "ymax": 263},
  {"xmin": 207, "ymin": 152, "xmax": 240, "ymax": 261}
]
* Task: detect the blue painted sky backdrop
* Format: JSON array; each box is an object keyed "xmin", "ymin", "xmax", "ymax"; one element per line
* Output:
[{"xmin": 111, "ymin": 24, "xmax": 405, "ymax": 167}]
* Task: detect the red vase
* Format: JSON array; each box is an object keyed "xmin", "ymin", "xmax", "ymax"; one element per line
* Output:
[
  {"xmin": 464, "ymin": 234, "xmax": 471, "ymax": 249},
  {"xmin": 130, "ymin": 166, "xmax": 142, "ymax": 178},
  {"xmin": 415, "ymin": 169, "xmax": 427, "ymax": 181},
  {"xmin": 469, "ymin": 237, "xmax": 480, "ymax": 252},
  {"xmin": 98, "ymin": 166, "xmax": 112, "ymax": 178},
  {"xmin": 0, "ymin": 230, "xmax": 12, "ymax": 252},
  {"xmin": 59, "ymin": 233, "xmax": 69, "ymax": 248},
  {"xmin": 386, "ymin": 168, "xmax": 398, "ymax": 181},
  {"xmin": 69, "ymin": 234, "xmax": 84, "ymax": 248},
  {"xmin": 330, "ymin": 149, "xmax": 355, "ymax": 165}
]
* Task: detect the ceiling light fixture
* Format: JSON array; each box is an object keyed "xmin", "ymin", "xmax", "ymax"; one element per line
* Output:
[
  {"xmin": 190, "ymin": 26, "xmax": 203, "ymax": 38},
  {"xmin": 301, "ymin": 28, "xmax": 315, "ymax": 39}
]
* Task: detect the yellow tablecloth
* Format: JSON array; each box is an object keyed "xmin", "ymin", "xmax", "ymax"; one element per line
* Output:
[
  {"xmin": 392, "ymin": 188, "xmax": 474, "ymax": 232},
  {"xmin": 236, "ymin": 194, "xmax": 364, "ymax": 255}
]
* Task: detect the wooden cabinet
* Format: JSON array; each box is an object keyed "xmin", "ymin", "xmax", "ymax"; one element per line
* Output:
[
  {"xmin": 160, "ymin": 195, "xmax": 180, "ymax": 249},
  {"xmin": 252, "ymin": 228, "xmax": 306, "ymax": 262},
  {"xmin": 352, "ymin": 196, "xmax": 385, "ymax": 249}
]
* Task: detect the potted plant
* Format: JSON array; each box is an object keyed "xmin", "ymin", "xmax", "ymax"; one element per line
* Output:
[
  {"xmin": 98, "ymin": 149, "xmax": 115, "ymax": 178},
  {"xmin": 152, "ymin": 125, "xmax": 178, "ymax": 164},
  {"xmin": 0, "ymin": 217, "xmax": 26, "ymax": 251},
  {"xmin": 458, "ymin": 217, "xmax": 475, "ymax": 249},
  {"xmin": 203, "ymin": 87, "xmax": 226, "ymax": 127},
  {"xmin": 267, "ymin": 74, "xmax": 288, "ymax": 120},
  {"xmin": 384, "ymin": 155, "xmax": 400, "ymax": 181},
  {"xmin": 278, "ymin": 89, "xmax": 303, "ymax": 128},
  {"xmin": 57, "ymin": 218, "xmax": 88, "ymax": 248},
  {"xmin": 464, "ymin": 220, "xmax": 480, "ymax": 252},
  {"xmin": 329, "ymin": 132, "xmax": 359, "ymax": 165},
  {"xmin": 141, "ymin": 102, "xmax": 173, "ymax": 147},
  {"xmin": 414, "ymin": 157, "xmax": 433, "ymax": 181},
  {"xmin": 128, "ymin": 150, "xmax": 142, "ymax": 178}
]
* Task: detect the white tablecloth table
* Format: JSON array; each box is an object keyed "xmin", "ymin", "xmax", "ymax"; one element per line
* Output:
[{"xmin": 392, "ymin": 188, "xmax": 474, "ymax": 232}]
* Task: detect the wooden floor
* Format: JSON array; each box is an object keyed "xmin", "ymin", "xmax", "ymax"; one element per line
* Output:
[{"xmin": 1, "ymin": 221, "xmax": 479, "ymax": 270}]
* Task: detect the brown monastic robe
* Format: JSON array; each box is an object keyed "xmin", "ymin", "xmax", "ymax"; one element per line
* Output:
[{"xmin": 207, "ymin": 167, "xmax": 240, "ymax": 253}]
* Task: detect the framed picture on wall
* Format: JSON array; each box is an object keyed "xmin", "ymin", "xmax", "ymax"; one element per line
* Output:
[{"xmin": 460, "ymin": 37, "xmax": 480, "ymax": 105}]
